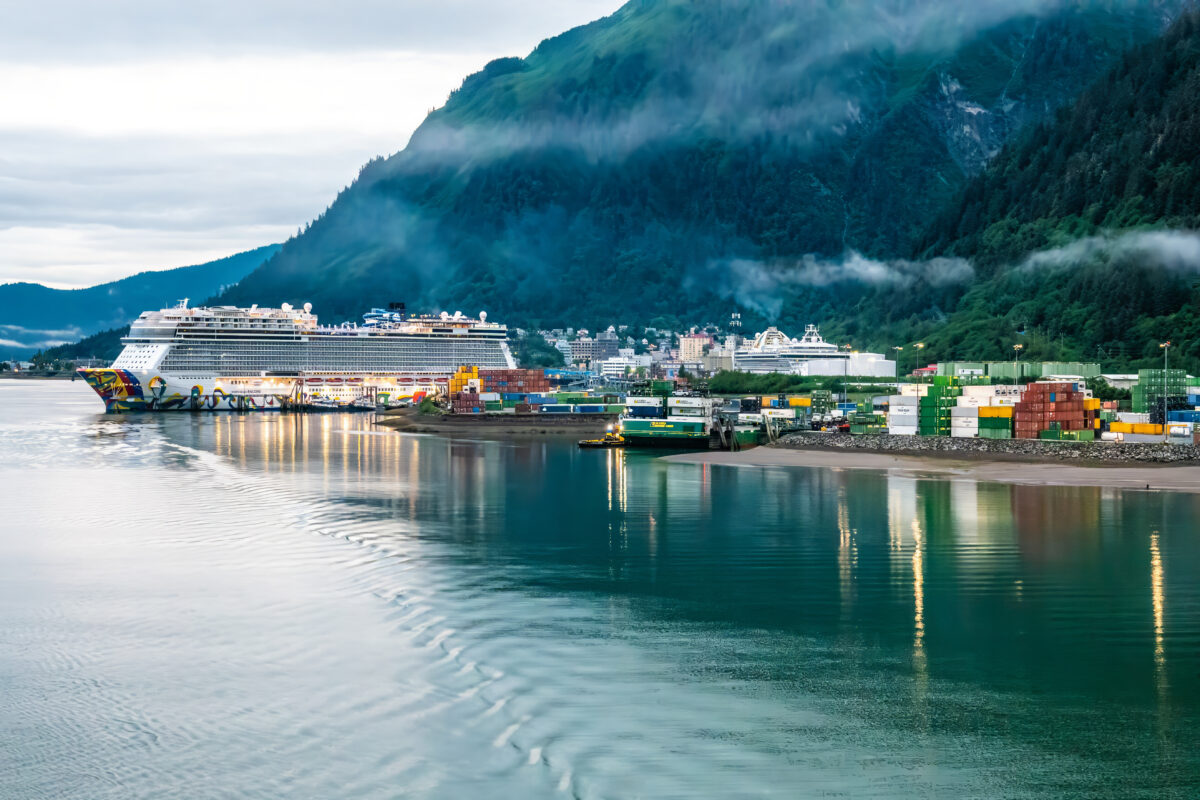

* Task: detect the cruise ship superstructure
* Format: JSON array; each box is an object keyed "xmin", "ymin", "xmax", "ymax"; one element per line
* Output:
[
  {"xmin": 79, "ymin": 301, "xmax": 515, "ymax": 412},
  {"xmin": 733, "ymin": 324, "xmax": 895, "ymax": 377}
]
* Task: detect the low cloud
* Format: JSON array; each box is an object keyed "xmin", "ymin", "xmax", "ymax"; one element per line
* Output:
[
  {"xmin": 1021, "ymin": 230, "xmax": 1200, "ymax": 273},
  {"xmin": 702, "ymin": 252, "xmax": 974, "ymax": 319}
]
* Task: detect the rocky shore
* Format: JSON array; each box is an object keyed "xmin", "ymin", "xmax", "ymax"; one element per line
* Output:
[{"xmin": 772, "ymin": 432, "xmax": 1200, "ymax": 465}]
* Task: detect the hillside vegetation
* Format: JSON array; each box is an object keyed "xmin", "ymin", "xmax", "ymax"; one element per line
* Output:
[
  {"xmin": 914, "ymin": 9, "xmax": 1200, "ymax": 370},
  {"xmin": 220, "ymin": 0, "xmax": 1179, "ymax": 342}
]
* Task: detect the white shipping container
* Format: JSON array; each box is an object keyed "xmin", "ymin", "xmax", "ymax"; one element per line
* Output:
[
  {"xmin": 1117, "ymin": 412, "xmax": 1151, "ymax": 424},
  {"xmin": 900, "ymin": 384, "xmax": 929, "ymax": 397},
  {"xmin": 963, "ymin": 386, "xmax": 997, "ymax": 398},
  {"xmin": 739, "ymin": 413, "xmax": 764, "ymax": 424},
  {"xmin": 763, "ymin": 408, "xmax": 796, "ymax": 419},
  {"xmin": 888, "ymin": 413, "xmax": 919, "ymax": 426},
  {"xmin": 627, "ymin": 397, "xmax": 663, "ymax": 407},
  {"xmin": 888, "ymin": 425, "xmax": 919, "ymax": 436},
  {"xmin": 951, "ymin": 406, "xmax": 980, "ymax": 417},
  {"xmin": 951, "ymin": 429, "xmax": 978, "ymax": 438},
  {"xmin": 479, "ymin": 392, "xmax": 501, "ymax": 402},
  {"xmin": 1101, "ymin": 432, "xmax": 1122, "ymax": 442},
  {"xmin": 668, "ymin": 396, "xmax": 712, "ymax": 408}
]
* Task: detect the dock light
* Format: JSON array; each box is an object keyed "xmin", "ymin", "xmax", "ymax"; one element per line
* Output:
[
  {"xmin": 914, "ymin": 342, "xmax": 925, "ymax": 349},
  {"xmin": 1159, "ymin": 342, "xmax": 1172, "ymax": 442},
  {"xmin": 606, "ymin": 424, "xmax": 614, "ymax": 433}
]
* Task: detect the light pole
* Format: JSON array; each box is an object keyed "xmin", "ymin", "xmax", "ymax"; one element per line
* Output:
[{"xmin": 1159, "ymin": 341, "xmax": 1171, "ymax": 441}]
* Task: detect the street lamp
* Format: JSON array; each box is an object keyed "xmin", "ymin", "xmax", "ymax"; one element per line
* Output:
[{"xmin": 1159, "ymin": 341, "xmax": 1171, "ymax": 441}]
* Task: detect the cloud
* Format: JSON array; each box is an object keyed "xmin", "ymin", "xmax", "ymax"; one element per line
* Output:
[
  {"xmin": 701, "ymin": 252, "xmax": 975, "ymax": 319},
  {"xmin": 0, "ymin": 2, "xmax": 623, "ymax": 286},
  {"xmin": 1020, "ymin": 230, "xmax": 1200, "ymax": 273},
  {"xmin": 405, "ymin": 0, "xmax": 1109, "ymax": 164},
  {"xmin": 0, "ymin": 1, "xmax": 624, "ymax": 62},
  {"xmin": 0, "ymin": 324, "xmax": 84, "ymax": 339}
]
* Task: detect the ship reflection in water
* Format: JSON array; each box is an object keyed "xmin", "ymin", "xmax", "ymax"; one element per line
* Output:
[{"xmin": 3, "ymin": 381, "xmax": 1199, "ymax": 799}]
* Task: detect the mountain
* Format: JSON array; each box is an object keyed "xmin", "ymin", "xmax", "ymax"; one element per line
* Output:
[
  {"xmin": 911, "ymin": 8, "xmax": 1200, "ymax": 369},
  {"xmin": 0, "ymin": 245, "xmax": 280, "ymax": 358},
  {"xmin": 220, "ymin": 0, "xmax": 1184, "ymax": 335}
]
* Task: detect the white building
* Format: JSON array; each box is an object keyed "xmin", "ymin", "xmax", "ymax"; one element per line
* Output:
[{"xmin": 599, "ymin": 354, "xmax": 652, "ymax": 379}]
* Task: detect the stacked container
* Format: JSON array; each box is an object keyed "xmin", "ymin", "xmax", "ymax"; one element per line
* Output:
[
  {"xmin": 977, "ymin": 405, "xmax": 1013, "ymax": 439},
  {"xmin": 888, "ymin": 395, "xmax": 919, "ymax": 435},
  {"xmin": 450, "ymin": 392, "xmax": 482, "ymax": 414},
  {"xmin": 1013, "ymin": 382, "xmax": 1094, "ymax": 439},
  {"xmin": 849, "ymin": 400, "xmax": 886, "ymax": 435},
  {"xmin": 626, "ymin": 397, "xmax": 665, "ymax": 419},
  {"xmin": 950, "ymin": 406, "xmax": 979, "ymax": 438},
  {"xmin": 1133, "ymin": 369, "xmax": 1189, "ymax": 420},
  {"xmin": 918, "ymin": 378, "xmax": 962, "ymax": 436}
]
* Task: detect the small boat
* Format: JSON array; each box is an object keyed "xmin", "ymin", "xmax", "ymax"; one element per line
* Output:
[
  {"xmin": 352, "ymin": 396, "xmax": 376, "ymax": 410},
  {"xmin": 578, "ymin": 431, "xmax": 626, "ymax": 449},
  {"xmin": 308, "ymin": 397, "xmax": 339, "ymax": 410}
]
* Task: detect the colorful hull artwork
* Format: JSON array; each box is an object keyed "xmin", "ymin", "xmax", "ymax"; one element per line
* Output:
[
  {"xmin": 77, "ymin": 368, "xmax": 439, "ymax": 413},
  {"xmin": 77, "ymin": 369, "xmax": 292, "ymax": 413}
]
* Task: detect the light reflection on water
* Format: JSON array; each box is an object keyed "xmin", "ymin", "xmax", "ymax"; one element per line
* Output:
[{"xmin": 2, "ymin": 381, "xmax": 1199, "ymax": 799}]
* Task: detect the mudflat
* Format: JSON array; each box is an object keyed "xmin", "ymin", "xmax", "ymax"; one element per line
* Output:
[{"xmin": 663, "ymin": 447, "xmax": 1200, "ymax": 493}]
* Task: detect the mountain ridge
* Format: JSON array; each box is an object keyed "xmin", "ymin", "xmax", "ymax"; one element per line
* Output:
[
  {"xmin": 220, "ymin": 0, "xmax": 1184, "ymax": 335},
  {"xmin": 1, "ymin": 244, "xmax": 280, "ymax": 358}
]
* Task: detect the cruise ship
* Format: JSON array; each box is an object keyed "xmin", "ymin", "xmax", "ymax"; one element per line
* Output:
[
  {"xmin": 733, "ymin": 324, "xmax": 895, "ymax": 378},
  {"xmin": 78, "ymin": 301, "xmax": 515, "ymax": 412}
]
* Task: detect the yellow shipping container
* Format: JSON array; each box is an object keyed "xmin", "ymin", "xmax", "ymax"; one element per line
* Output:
[
  {"xmin": 789, "ymin": 397, "xmax": 812, "ymax": 407},
  {"xmin": 1084, "ymin": 398, "xmax": 1101, "ymax": 411},
  {"xmin": 979, "ymin": 406, "xmax": 1014, "ymax": 418},
  {"xmin": 1110, "ymin": 422, "xmax": 1133, "ymax": 433},
  {"xmin": 1133, "ymin": 423, "xmax": 1164, "ymax": 436}
]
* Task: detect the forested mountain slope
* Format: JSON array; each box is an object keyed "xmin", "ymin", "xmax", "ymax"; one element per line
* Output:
[
  {"xmin": 221, "ymin": 0, "xmax": 1182, "ymax": 336},
  {"xmin": 914, "ymin": 9, "xmax": 1200, "ymax": 369}
]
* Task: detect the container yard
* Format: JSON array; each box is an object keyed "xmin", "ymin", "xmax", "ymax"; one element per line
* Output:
[{"xmin": 390, "ymin": 364, "xmax": 1200, "ymax": 451}]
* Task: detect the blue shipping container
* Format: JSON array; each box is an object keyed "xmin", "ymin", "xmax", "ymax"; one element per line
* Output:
[
  {"xmin": 577, "ymin": 405, "xmax": 605, "ymax": 413},
  {"xmin": 1167, "ymin": 410, "xmax": 1200, "ymax": 423},
  {"xmin": 540, "ymin": 405, "xmax": 573, "ymax": 413}
]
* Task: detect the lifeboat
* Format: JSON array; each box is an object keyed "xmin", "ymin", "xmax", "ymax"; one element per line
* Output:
[
  {"xmin": 326, "ymin": 377, "xmax": 344, "ymax": 385},
  {"xmin": 306, "ymin": 377, "xmax": 323, "ymax": 384}
]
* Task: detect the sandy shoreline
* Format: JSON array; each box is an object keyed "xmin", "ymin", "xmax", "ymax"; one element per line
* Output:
[{"xmin": 663, "ymin": 447, "xmax": 1200, "ymax": 493}]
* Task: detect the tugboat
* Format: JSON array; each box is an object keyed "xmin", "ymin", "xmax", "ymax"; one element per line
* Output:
[{"xmin": 578, "ymin": 426, "xmax": 626, "ymax": 449}]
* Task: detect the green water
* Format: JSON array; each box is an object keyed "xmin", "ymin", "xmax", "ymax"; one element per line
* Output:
[{"xmin": 1, "ymin": 381, "xmax": 1197, "ymax": 798}]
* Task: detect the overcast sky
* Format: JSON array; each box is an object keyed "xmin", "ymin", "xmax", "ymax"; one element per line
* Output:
[{"xmin": 0, "ymin": 0, "xmax": 622, "ymax": 288}]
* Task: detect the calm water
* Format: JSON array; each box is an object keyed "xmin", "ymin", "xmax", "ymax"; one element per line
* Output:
[{"xmin": 1, "ymin": 381, "xmax": 1198, "ymax": 799}]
